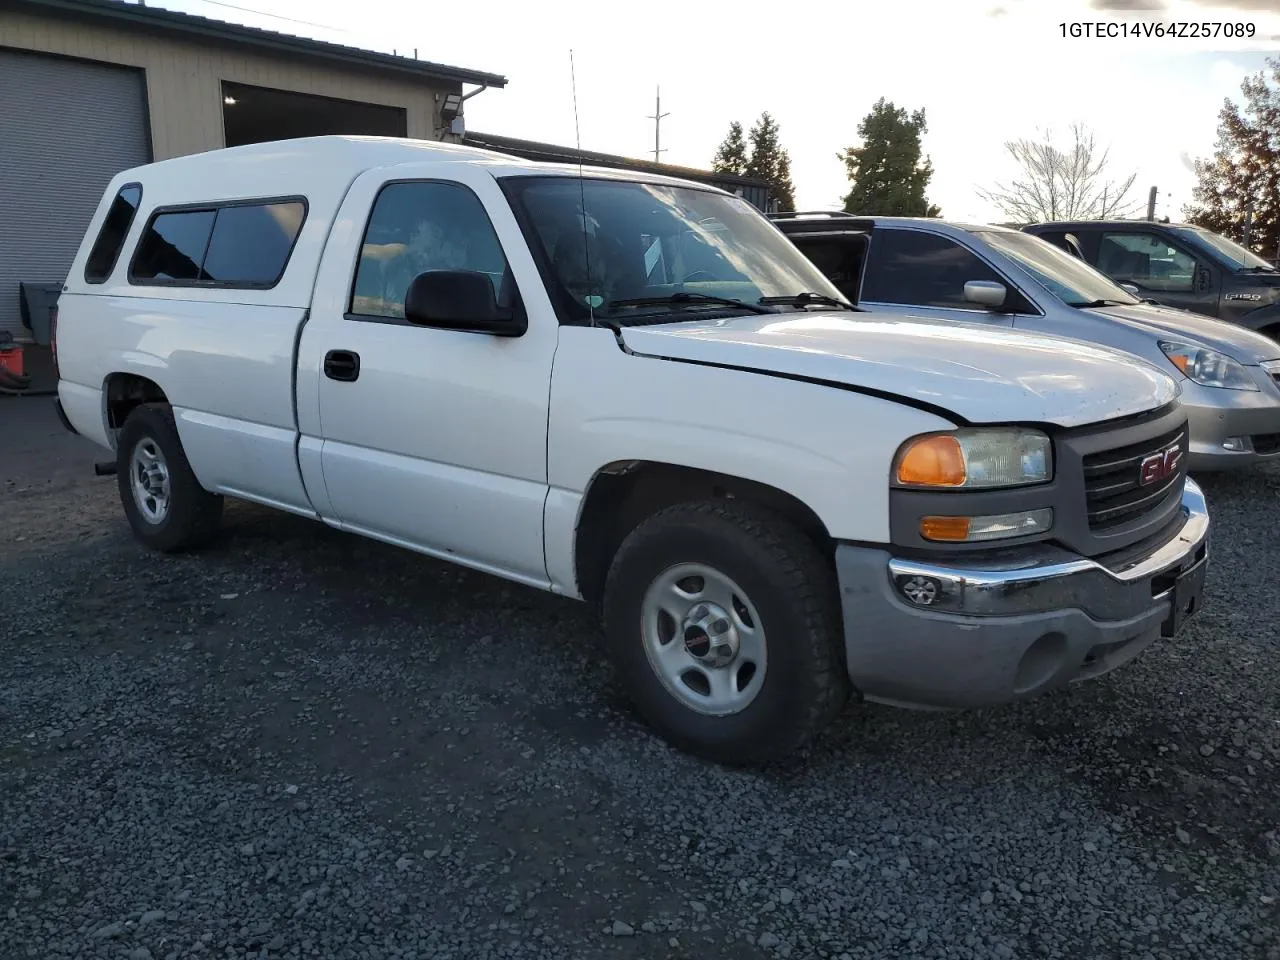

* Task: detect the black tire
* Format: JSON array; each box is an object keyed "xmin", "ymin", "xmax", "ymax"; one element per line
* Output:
[
  {"xmin": 116, "ymin": 402, "xmax": 223, "ymax": 553},
  {"xmin": 601, "ymin": 499, "xmax": 850, "ymax": 766}
]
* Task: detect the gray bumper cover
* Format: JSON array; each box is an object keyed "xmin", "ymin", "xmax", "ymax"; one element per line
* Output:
[{"xmin": 835, "ymin": 478, "xmax": 1210, "ymax": 709}]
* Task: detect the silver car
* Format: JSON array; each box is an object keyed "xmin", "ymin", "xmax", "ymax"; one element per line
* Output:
[{"xmin": 771, "ymin": 213, "xmax": 1280, "ymax": 471}]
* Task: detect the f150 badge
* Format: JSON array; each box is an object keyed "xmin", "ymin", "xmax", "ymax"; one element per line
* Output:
[{"xmin": 1225, "ymin": 293, "xmax": 1264, "ymax": 301}]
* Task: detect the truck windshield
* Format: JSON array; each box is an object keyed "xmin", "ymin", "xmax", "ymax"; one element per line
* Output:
[
  {"xmin": 501, "ymin": 175, "xmax": 846, "ymax": 324},
  {"xmin": 977, "ymin": 229, "xmax": 1141, "ymax": 308},
  {"xmin": 1172, "ymin": 225, "xmax": 1276, "ymax": 272}
]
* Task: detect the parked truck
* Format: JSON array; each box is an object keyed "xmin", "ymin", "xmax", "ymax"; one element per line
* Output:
[
  {"xmin": 1022, "ymin": 219, "xmax": 1280, "ymax": 335},
  {"xmin": 52, "ymin": 136, "xmax": 1210, "ymax": 764}
]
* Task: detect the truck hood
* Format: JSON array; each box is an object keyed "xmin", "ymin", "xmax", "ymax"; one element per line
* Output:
[
  {"xmin": 1090, "ymin": 302, "xmax": 1280, "ymax": 364},
  {"xmin": 618, "ymin": 312, "xmax": 1179, "ymax": 429}
]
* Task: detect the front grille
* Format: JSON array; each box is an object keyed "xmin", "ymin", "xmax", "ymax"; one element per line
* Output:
[
  {"xmin": 1082, "ymin": 425, "xmax": 1186, "ymax": 532},
  {"xmin": 1254, "ymin": 433, "xmax": 1280, "ymax": 455}
]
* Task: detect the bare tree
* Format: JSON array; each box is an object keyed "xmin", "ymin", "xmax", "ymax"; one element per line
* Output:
[{"xmin": 977, "ymin": 124, "xmax": 1139, "ymax": 223}]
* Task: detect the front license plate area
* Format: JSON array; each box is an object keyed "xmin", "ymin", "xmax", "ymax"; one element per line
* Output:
[{"xmin": 1161, "ymin": 558, "xmax": 1207, "ymax": 638}]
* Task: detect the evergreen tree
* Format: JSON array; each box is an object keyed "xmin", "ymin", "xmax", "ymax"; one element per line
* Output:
[
  {"xmin": 774, "ymin": 151, "xmax": 796, "ymax": 212},
  {"xmin": 1185, "ymin": 56, "xmax": 1280, "ymax": 264},
  {"xmin": 839, "ymin": 98, "xmax": 940, "ymax": 217},
  {"xmin": 711, "ymin": 121, "xmax": 748, "ymax": 177},
  {"xmin": 744, "ymin": 112, "xmax": 796, "ymax": 213}
]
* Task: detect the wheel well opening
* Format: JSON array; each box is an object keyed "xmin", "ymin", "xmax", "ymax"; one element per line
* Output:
[
  {"xmin": 105, "ymin": 374, "xmax": 168, "ymax": 433},
  {"xmin": 573, "ymin": 461, "xmax": 834, "ymax": 609}
]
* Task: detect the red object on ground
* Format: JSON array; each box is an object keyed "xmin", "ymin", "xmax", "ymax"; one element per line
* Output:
[{"xmin": 0, "ymin": 343, "xmax": 24, "ymax": 378}]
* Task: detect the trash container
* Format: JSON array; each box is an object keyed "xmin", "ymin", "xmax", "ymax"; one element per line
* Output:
[
  {"xmin": 19, "ymin": 281, "xmax": 63, "ymax": 346},
  {"xmin": 0, "ymin": 331, "xmax": 23, "ymax": 378}
]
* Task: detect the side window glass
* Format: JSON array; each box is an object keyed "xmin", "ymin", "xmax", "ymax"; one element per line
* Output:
[
  {"xmin": 350, "ymin": 181, "xmax": 509, "ymax": 320},
  {"xmin": 130, "ymin": 210, "xmax": 216, "ymax": 282},
  {"xmin": 202, "ymin": 201, "xmax": 306, "ymax": 285},
  {"xmin": 862, "ymin": 229, "xmax": 1005, "ymax": 309},
  {"xmin": 1098, "ymin": 232, "xmax": 1195, "ymax": 292},
  {"xmin": 86, "ymin": 184, "xmax": 143, "ymax": 283},
  {"xmin": 792, "ymin": 236, "xmax": 867, "ymax": 301}
]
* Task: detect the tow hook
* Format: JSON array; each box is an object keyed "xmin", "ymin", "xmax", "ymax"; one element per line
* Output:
[{"xmin": 94, "ymin": 461, "xmax": 117, "ymax": 477}]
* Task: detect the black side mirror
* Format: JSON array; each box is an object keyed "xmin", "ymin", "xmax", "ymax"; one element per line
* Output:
[{"xmin": 404, "ymin": 270, "xmax": 526, "ymax": 336}]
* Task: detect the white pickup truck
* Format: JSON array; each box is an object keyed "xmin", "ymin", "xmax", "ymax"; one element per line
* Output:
[{"xmin": 53, "ymin": 136, "xmax": 1210, "ymax": 765}]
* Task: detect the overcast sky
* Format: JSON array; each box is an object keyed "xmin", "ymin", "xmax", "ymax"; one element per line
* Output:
[{"xmin": 159, "ymin": 0, "xmax": 1278, "ymax": 221}]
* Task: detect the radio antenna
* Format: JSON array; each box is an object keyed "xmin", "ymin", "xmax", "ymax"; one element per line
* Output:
[{"xmin": 569, "ymin": 49, "xmax": 595, "ymax": 327}]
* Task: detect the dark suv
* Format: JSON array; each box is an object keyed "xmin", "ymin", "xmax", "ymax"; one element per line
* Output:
[{"xmin": 1021, "ymin": 220, "xmax": 1280, "ymax": 336}]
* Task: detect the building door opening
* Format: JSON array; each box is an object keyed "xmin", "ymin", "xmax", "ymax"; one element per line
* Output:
[{"xmin": 222, "ymin": 81, "xmax": 409, "ymax": 147}]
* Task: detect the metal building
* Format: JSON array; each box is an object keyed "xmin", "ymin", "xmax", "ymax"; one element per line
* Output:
[
  {"xmin": 461, "ymin": 132, "xmax": 775, "ymax": 213},
  {"xmin": 0, "ymin": 0, "xmax": 506, "ymax": 342}
]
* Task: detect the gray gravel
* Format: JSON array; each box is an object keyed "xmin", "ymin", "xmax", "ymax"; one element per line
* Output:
[{"xmin": 3, "ymin": 398, "xmax": 1279, "ymax": 960}]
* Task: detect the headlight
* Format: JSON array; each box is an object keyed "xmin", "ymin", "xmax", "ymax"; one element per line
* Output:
[
  {"xmin": 1158, "ymin": 341, "xmax": 1258, "ymax": 391},
  {"xmin": 894, "ymin": 428, "xmax": 1052, "ymax": 489}
]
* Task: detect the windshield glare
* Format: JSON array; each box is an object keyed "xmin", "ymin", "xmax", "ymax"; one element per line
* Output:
[
  {"xmin": 1174, "ymin": 225, "xmax": 1275, "ymax": 271},
  {"xmin": 501, "ymin": 176, "xmax": 844, "ymax": 322},
  {"xmin": 976, "ymin": 229, "xmax": 1141, "ymax": 307}
]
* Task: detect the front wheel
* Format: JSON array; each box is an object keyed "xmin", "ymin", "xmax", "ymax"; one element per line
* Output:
[
  {"xmin": 116, "ymin": 403, "xmax": 223, "ymax": 552},
  {"xmin": 601, "ymin": 500, "xmax": 850, "ymax": 765}
]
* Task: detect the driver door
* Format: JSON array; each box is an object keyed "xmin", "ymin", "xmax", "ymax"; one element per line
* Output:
[
  {"xmin": 858, "ymin": 227, "xmax": 1028, "ymax": 327},
  {"xmin": 295, "ymin": 162, "xmax": 558, "ymax": 587},
  {"xmin": 1096, "ymin": 230, "xmax": 1220, "ymax": 316}
]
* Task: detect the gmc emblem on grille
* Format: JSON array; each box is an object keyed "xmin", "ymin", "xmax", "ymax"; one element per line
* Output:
[{"xmin": 1139, "ymin": 446, "xmax": 1182, "ymax": 486}]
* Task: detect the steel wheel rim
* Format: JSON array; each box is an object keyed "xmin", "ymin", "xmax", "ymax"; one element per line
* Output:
[
  {"xmin": 129, "ymin": 438, "xmax": 171, "ymax": 524},
  {"xmin": 639, "ymin": 562, "xmax": 768, "ymax": 716}
]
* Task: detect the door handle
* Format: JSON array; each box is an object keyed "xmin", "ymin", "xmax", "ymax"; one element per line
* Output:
[{"xmin": 323, "ymin": 350, "xmax": 360, "ymax": 382}]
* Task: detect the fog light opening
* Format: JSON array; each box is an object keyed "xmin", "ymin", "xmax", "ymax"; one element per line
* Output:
[
  {"xmin": 1222, "ymin": 436, "xmax": 1247, "ymax": 452},
  {"xmin": 896, "ymin": 574, "xmax": 943, "ymax": 607}
]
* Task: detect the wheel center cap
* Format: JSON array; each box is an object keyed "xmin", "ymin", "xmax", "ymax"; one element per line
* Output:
[{"xmin": 681, "ymin": 602, "xmax": 738, "ymax": 667}]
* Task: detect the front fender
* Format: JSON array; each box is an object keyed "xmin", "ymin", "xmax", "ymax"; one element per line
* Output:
[
  {"xmin": 546, "ymin": 327, "xmax": 958, "ymax": 545},
  {"xmin": 1238, "ymin": 303, "xmax": 1280, "ymax": 334}
]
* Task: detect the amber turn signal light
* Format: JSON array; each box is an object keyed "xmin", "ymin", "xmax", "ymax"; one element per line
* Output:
[
  {"xmin": 919, "ymin": 516, "xmax": 971, "ymax": 541},
  {"xmin": 896, "ymin": 435, "xmax": 967, "ymax": 487}
]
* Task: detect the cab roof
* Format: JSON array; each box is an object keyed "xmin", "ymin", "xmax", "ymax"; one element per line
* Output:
[{"xmin": 110, "ymin": 135, "xmax": 735, "ymax": 207}]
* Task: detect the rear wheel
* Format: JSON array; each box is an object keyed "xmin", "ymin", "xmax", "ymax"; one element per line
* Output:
[
  {"xmin": 602, "ymin": 500, "xmax": 849, "ymax": 766},
  {"xmin": 116, "ymin": 403, "xmax": 223, "ymax": 552}
]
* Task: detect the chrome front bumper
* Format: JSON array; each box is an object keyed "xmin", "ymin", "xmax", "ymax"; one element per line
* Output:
[{"xmin": 835, "ymin": 478, "xmax": 1210, "ymax": 710}]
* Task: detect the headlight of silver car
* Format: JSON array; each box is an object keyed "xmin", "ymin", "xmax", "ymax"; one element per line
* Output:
[{"xmin": 1158, "ymin": 341, "xmax": 1258, "ymax": 391}]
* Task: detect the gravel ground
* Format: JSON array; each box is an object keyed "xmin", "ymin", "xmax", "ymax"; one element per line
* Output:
[{"xmin": 2, "ymin": 397, "xmax": 1279, "ymax": 960}]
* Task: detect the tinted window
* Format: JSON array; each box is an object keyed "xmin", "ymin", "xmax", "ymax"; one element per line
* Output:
[
  {"xmin": 862, "ymin": 229, "xmax": 1009, "ymax": 309},
  {"xmin": 350, "ymin": 181, "xmax": 511, "ymax": 320},
  {"xmin": 203, "ymin": 202, "xmax": 306, "ymax": 285},
  {"xmin": 1098, "ymin": 232, "xmax": 1196, "ymax": 293},
  {"xmin": 791, "ymin": 235, "xmax": 868, "ymax": 301},
  {"xmin": 130, "ymin": 210, "xmax": 215, "ymax": 282},
  {"xmin": 85, "ymin": 185, "xmax": 143, "ymax": 283}
]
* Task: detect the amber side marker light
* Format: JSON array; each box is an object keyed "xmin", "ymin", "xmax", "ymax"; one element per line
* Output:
[
  {"xmin": 896, "ymin": 435, "xmax": 966, "ymax": 487},
  {"xmin": 919, "ymin": 516, "xmax": 971, "ymax": 541}
]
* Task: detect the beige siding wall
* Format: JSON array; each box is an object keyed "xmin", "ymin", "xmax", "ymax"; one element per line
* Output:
[{"xmin": 0, "ymin": 9, "xmax": 460, "ymax": 159}]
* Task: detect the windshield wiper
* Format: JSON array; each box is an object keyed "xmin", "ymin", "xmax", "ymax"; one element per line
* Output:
[
  {"xmin": 606, "ymin": 292, "xmax": 772, "ymax": 315},
  {"xmin": 1240, "ymin": 265, "xmax": 1279, "ymax": 274},
  {"xmin": 1067, "ymin": 298, "xmax": 1129, "ymax": 309},
  {"xmin": 758, "ymin": 292, "xmax": 859, "ymax": 311}
]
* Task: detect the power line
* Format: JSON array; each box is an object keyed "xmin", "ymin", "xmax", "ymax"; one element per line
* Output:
[{"xmin": 158, "ymin": 0, "xmax": 353, "ymax": 35}]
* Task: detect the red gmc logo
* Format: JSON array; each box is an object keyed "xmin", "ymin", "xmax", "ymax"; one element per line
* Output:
[{"xmin": 1139, "ymin": 446, "xmax": 1182, "ymax": 486}]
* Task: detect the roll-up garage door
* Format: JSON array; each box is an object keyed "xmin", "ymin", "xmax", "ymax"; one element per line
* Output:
[{"xmin": 0, "ymin": 49, "xmax": 150, "ymax": 339}]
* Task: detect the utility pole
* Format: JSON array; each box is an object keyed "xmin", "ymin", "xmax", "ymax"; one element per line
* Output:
[
  {"xmin": 1146, "ymin": 186, "xmax": 1157, "ymax": 222},
  {"xmin": 647, "ymin": 87, "xmax": 669, "ymax": 163},
  {"xmin": 1242, "ymin": 199, "xmax": 1255, "ymax": 247}
]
